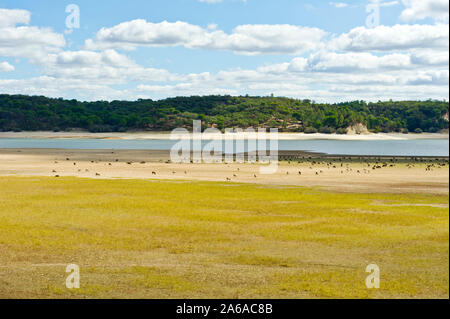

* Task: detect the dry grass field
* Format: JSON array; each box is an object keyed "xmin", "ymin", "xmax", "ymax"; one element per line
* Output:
[{"xmin": 0, "ymin": 176, "xmax": 448, "ymax": 299}]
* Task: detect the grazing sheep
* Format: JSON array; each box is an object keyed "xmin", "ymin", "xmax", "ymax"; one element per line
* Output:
[{"xmin": 95, "ymin": 173, "xmax": 100, "ymax": 176}]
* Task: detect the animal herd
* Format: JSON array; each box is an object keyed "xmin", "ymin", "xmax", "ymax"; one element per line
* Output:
[{"xmin": 51, "ymin": 156, "xmax": 449, "ymax": 181}]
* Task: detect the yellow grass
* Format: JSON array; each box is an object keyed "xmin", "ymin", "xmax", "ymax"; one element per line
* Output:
[{"xmin": 0, "ymin": 176, "xmax": 448, "ymax": 299}]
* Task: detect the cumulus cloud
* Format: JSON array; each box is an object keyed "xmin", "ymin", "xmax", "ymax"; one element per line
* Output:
[
  {"xmin": 85, "ymin": 19, "xmax": 327, "ymax": 55},
  {"xmin": 410, "ymin": 49, "xmax": 449, "ymax": 66},
  {"xmin": 379, "ymin": 1, "xmax": 400, "ymax": 7},
  {"xmin": 0, "ymin": 8, "xmax": 65, "ymax": 61},
  {"xmin": 0, "ymin": 8, "xmax": 30, "ymax": 27},
  {"xmin": 329, "ymin": 24, "xmax": 449, "ymax": 52},
  {"xmin": 302, "ymin": 51, "xmax": 412, "ymax": 72},
  {"xmin": 400, "ymin": 0, "xmax": 449, "ymax": 22},
  {"xmin": 0, "ymin": 61, "xmax": 14, "ymax": 72},
  {"xmin": 263, "ymin": 50, "xmax": 447, "ymax": 75},
  {"xmin": 0, "ymin": 6, "xmax": 448, "ymax": 102},
  {"xmin": 41, "ymin": 49, "xmax": 177, "ymax": 84},
  {"xmin": 129, "ymin": 46, "xmax": 448, "ymax": 101},
  {"xmin": 0, "ymin": 76, "xmax": 135, "ymax": 101}
]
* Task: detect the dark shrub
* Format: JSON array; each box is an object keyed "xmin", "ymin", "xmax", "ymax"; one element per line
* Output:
[{"xmin": 304, "ymin": 127, "xmax": 318, "ymax": 134}]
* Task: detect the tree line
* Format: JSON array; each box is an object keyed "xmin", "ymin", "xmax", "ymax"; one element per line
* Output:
[{"xmin": 0, "ymin": 94, "xmax": 448, "ymax": 134}]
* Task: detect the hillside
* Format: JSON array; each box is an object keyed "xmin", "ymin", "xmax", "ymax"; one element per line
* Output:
[{"xmin": 0, "ymin": 94, "xmax": 448, "ymax": 134}]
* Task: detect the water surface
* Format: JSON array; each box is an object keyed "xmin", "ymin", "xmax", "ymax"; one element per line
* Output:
[{"xmin": 0, "ymin": 138, "xmax": 448, "ymax": 156}]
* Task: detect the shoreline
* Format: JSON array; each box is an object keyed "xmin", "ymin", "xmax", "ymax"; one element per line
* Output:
[
  {"xmin": 0, "ymin": 148, "xmax": 448, "ymax": 195},
  {"xmin": 0, "ymin": 131, "xmax": 448, "ymax": 141},
  {"xmin": 1, "ymin": 148, "xmax": 449, "ymax": 159}
]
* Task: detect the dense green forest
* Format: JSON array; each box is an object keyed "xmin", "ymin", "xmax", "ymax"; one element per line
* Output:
[{"xmin": 0, "ymin": 94, "xmax": 448, "ymax": 134}]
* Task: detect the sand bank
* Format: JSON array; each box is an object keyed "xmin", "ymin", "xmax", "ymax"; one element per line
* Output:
[
  {"xmin": 0, "ymin": 131, "xmax": 448, "ymax": 141},
  {"xmin": 0, "ymin": 148, "xmax": 448, "ymax": 194}
]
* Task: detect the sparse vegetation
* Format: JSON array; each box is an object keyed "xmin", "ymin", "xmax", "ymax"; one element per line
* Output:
[{"xmin": 0, "ymin": 176, "xmax": 448, "ymax": 298}]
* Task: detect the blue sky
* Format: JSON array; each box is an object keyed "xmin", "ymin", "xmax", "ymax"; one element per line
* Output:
[{"xmin": 0, "ymin": 0, "xmax": 448, "ymax": 101}]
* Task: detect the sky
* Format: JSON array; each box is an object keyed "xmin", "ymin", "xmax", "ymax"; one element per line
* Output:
[{"xmin": 0, "ymin": 0, "xmax": 448, "ymax": 102}]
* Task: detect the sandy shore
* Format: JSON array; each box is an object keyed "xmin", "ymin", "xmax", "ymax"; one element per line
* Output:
[
  {"xmin": 0, "ymin": 131, "xmax": 448, "ymax": 141},
  {"xmin": 0, "ymin": 148, "xmax": 448, "ymax": 194}
]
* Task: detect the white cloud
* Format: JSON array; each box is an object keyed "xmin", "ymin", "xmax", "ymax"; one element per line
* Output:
[
  {"xmin": 212, "ymin": 24, "xmax": 327, "ymax": 55},
  {"xmin": 131, "ymin": 47, "xmax": 448, "ymax": 101},
  {"xmin": 85, "ymin": 19, "xmax": 327, "ymax": 55},
  {"xmin": 329, "ymin": 24, "xmax": 449, "ymax": 52},
  {"xmin": 330, "ymin": 2, "xmax": 348, "ymax": 8},
  {"xmin": 0, "ymin": 6, "xmax": 448, "ymax": 102},
  {"xmin": 0, "ymin": 76, "xmax": 135, "ymax": 101},
  {"xmin": 137, "ymin": 83, "xmax": 237, "ymax": 96},
  {"xmin": 379, "ymin": 1, "xmax": 399, "ymax": 7},
  {"xmin": 410, "ymin": 49, "xmax": 449, "ymax": 66},
  {"xmin": 400, "ymin": 0, "xmax": 449, "ymax": 22},
  {"xmin": 41, "ymin": 49, "xmax": 176, "ymax": 84},
  {"xmin": 0, "ymin": 61, "xmax": 14, "ymax": 72},
  {"xmin": 302, "ymin": 51, "xmax": 412, "ymax": 73},
  {"xmin": 53, "ymin": 50, "xmax": 136, "ymax": 68},
  {"xmin": 0, "ymin": 8, "xmax": 30, "ymax": 27},
  {"xmin": 404, "ymin": 70, "xmax": 449, "ymax": 85},
  {"xmin": 264, "ymin": 50, "xmax": 447, "ymax": 75},
  {"xmin": 0, "ymin": 8, "xmax": 65, "ymax": 61}
]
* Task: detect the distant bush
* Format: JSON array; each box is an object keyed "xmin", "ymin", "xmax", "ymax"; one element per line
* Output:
[
  {"xmin": 304, "ymin": 127, "xmax": 318, "ymax": 134},
  {"xmin": 414, "ymin": 128, "xmax": 423, "ymax": 134},
  {"xmin": 336, "ymin": 128, "xmax": 347, "ymax": 135},
  {"xmin": 319, "ymin": 126, "xmax": 336, "ymax": 134}
]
